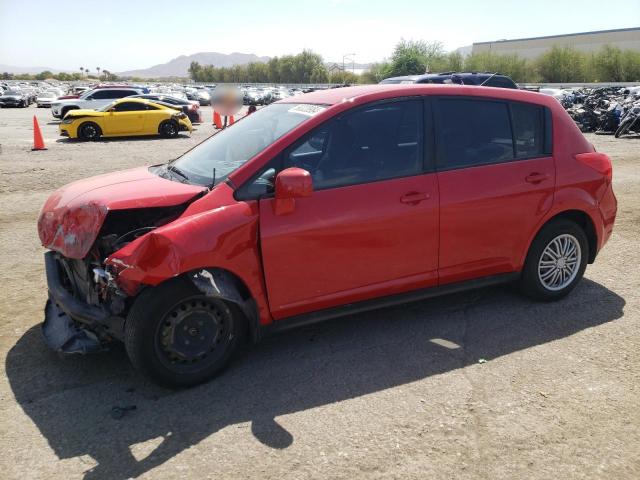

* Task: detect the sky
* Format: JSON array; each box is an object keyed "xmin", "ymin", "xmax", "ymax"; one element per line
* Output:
[{"xmin": 1, "ymin": 0, "xmax": 638, "ymax": 72}]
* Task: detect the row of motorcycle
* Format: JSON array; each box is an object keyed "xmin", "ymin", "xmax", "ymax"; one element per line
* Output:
[{"xmin": 557, "ymin": 86, "xmax": 640, "ymax": 138}]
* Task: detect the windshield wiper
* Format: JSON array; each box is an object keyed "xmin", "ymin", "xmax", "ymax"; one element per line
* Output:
[{"xmin": 167, "ymin": 164, "xmax": 190, "ymax": 182}]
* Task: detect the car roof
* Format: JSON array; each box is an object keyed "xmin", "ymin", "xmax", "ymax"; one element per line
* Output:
[
  {"xmin": 382, "ymin": 72, "xmax": 513, "ymax": 84},
  {"xmin": 277, "ymin": 84, "xmax": 550, "ymax": 107},
  {"xmin": 111, "ymin": 97, "xmax": 154, "ymax": 105}
]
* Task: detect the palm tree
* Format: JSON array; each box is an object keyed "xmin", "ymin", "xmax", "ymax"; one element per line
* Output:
[
  {"xmin": 96, "ymin": 67, "xmax": 101, "ymax": 78},
  {"xmin": 79, "ymin": 66, "xmax": 84, "ymax": 77}
]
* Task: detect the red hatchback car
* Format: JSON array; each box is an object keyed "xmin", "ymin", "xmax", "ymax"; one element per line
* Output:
[{"xmin": 38, "ymin": 85, "xmax": 617, "ymax": 387}]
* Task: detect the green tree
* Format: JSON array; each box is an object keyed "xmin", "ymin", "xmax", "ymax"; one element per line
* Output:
[
  {"xmin": 35, "ymin": 70, "xmax": 54, "ymax": 80},
  {"xmin": 387, "ymin": 39, "xmax": 446, "ymax": 76},
  {"xmin": 536, "ymin": 45, "xmax": 586, "ymax": 82}
]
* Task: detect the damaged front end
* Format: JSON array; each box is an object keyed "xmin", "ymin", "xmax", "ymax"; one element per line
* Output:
[
  {"xmin": 38, "ymin": 166, "xmax": 209, "ymax": 354},
  {"xmin": 41, "ymin": 204, "xmax": 190, "ymax": 353}
]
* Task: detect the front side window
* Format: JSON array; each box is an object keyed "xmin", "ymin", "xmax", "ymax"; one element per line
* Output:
[
  {"xmin": 286, "ymin": 100, "xmax": 423, "ymax": 189},
  {"xmin": 436, "ymin": 98, "xmax": 513, "ymax": 169},
  {"xmin": 112, "ymin": 102, "xmax": 146, "ymax": 112}
]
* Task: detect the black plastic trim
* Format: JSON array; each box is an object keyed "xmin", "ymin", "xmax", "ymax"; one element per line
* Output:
[
  {"xmin": 262, "ymin": 272, "xmax": 520, "ymax": 336},
  {"xmin": 44, "ymin": 252, "xmax": 109, "ymax": 325}
]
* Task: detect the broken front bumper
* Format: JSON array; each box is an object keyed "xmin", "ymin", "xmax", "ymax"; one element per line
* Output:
[{"xmin": 42, "ymin": 252, "xmax": 124, "ymax": 353}]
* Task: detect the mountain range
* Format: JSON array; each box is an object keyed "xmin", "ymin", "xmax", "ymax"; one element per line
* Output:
[
  {"xmin": 2, "ymin": 52, "xmax": 377, "ymax": 78},
  {"xmin": 117, "ymin": 52, "xmax": 271, "ymax": 78}
]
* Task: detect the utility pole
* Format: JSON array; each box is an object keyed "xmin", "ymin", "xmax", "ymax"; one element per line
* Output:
[{"xmin": 342, "ymin": 53, "xmax": 355, "ymax": 84}]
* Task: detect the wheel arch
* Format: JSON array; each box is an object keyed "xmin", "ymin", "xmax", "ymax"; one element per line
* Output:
[
  {"xmin": 158, "ymin": 118, "xmax": 178, "ymax": 134},
  {"xmin": 527, "ymin": 209, "xmax": 598, "ymax": 265},
  {"xmin": 184, "ymin": 267, "xmax": 260, "ymax": 343},
  {"xmin": 77, "ymin": 120, "xmax": 103, "ymax": 140}
]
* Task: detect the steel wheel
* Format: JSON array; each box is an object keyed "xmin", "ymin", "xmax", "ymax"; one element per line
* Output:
[
  {"xmin": 154, "ymin": 296, "xmax": 233, "ymax": 374},
  {"xmin": 537, "ymin": 234, "xmax": 582, "ymax": 291}
]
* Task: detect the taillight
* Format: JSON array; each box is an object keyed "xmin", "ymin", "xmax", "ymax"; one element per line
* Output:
[{"xmin": 575, "ymin": 152, "xmax": 612, "ymax": 184}]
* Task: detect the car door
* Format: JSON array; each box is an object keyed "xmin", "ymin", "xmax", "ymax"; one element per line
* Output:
[
  {"xmin": 103, "ymin": 101, "xmax": 146, "ymax": 135},
  {"xmin": 434, "ymin": 97, "xmax": 555, "ymax": 284},
  {"xmin": 258, "ymin": 99, "xmax": 440, "ymax": 319}
]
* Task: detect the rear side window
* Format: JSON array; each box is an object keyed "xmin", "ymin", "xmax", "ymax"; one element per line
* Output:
[
  {"xmin": 90, "ymin": 90, "xmax": 111, "ymax": 100},
  {"xmin": 435, "ymin": 99, "xmax": 513, "ymax": 169},
  {"xmin": 109, "ymin": 90, "xmax": 135, "ymax": 99},
  {"xmin": 511, "ymin": 102, "xmax": 546, "ymax": 158},
  {"xmin": 485, "ymin": 77, "xmax": 517, "ymax": 89}
]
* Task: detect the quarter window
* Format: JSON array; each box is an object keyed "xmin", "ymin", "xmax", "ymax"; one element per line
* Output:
[
  {"xmin": 287, "ymin": 100, "xmax": 423, "ymax": 189},
  {"xmin": 511, "ymin": 102, "xmax": 546, "ymax": 158},
  {"xmin": 436, "ymin": 99, "xmax": 514, "ymax": 169}
]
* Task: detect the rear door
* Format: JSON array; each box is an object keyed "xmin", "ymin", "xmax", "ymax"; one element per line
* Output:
[
  {"xmin": 434, "ymin": 97, "xmax": 554, "ymax": 284},
  {"xmin": 258, "ymin": 99, "xmax": 440, "ymax": 319}
]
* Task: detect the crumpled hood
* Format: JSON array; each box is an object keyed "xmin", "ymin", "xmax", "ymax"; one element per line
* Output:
[
  {"xmin": 38, "ymin": 166, "xmax": 207, "ymax": 259},
  {"xmin": 65, "ymin": 109, "xmax": 104, "ymax": 117}
]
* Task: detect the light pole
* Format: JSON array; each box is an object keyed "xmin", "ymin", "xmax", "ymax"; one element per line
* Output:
[{"xmin": 342, "ymin": 53, "xmax": 355, "ymax": 84}]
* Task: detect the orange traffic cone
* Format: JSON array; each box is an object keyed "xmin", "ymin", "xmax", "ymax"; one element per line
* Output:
[
  {"xmin": 213, "ymin": 110, "xmax": 223, "ymax": 129},
  {"xmin": 32, "ymin": 115, "xmax": 47, "ymax": 151},
  {"xmin": 229, "ymin": 115, "xmax": 235, "ymax": 125}
]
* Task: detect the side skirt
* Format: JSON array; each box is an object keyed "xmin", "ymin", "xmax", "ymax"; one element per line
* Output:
[{"xmin": 261, "ymin": 272, "xmax": 520, "ymax": 337}]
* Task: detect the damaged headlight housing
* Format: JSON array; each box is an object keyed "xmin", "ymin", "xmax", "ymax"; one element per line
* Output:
[{"xmin": 62, "ymin": 118, "xmax": 74, "ymax": 124}]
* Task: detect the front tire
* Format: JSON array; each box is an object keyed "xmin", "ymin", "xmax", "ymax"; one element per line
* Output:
[
  {"xmin": 125, "ymin": 278, "xmax": 247, "ymax": 388},
  {"xmin": 520, "ymin": 219, "xmax": 589, "ymax": 301},
  {"xmin": 615, "ymin": 117, "xmax": 633, "ymax": 138},
  {"xmin": 159, "ymin": 120, "xmax": 179, "ymax": 138},
  {"xmin": 78, "ymin": 122, "xmax": 101, "ymax": 141}
]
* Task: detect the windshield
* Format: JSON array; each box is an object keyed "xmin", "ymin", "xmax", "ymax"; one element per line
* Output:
[
  {"xmin": 98, "ymin": 101, "xmax": 117, "ymax": 112},
  {"xmin": 170, "ymin": 103, "xmax": 326, "ymax": 186}
]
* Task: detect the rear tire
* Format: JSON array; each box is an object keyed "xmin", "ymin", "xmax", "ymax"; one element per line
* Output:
[
  {"xmin": 520, "ymin": 219, "xmax": 589, "ymax": 301},
  {"xmin": 78, "ymin": 122, "xmax": 101, "ymax": 141},
  {"xmin": 125, "ymin": 278, "xmax": 247, "ymax": 388},
  {"xmin": 159, "ymin": 120, "xmax": 179, "ymax": 138}
]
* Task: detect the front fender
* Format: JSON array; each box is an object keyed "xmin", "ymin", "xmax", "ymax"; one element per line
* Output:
[{"xmin": 106, "ymin": 200, "xmax": 273, "ymax": 326}]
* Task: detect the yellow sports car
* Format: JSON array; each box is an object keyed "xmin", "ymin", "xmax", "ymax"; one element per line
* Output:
[{"xmin": 59, "ymin": 98, "xmax": 192, "ymax": 140}]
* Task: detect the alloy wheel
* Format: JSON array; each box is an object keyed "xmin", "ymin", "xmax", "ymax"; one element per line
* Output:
[{"xmin": 537, "ymin": 234, "xmax": 582, "ymax": 291}]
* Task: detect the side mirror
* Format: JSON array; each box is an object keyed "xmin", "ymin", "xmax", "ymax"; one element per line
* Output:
[{"xmin": 273, "ymin": 167, "xmax": 313, "ymax": 215}]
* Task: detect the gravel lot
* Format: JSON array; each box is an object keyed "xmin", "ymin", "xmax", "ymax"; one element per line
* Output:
[{"xmin": 0, "ymin": 104, "xmax": 638, "ymax": 480}]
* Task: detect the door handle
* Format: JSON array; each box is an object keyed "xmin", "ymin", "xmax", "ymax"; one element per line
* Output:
[
  {"xmin": 525, "ymin": 172, "xmax": 551, "ymax": 184},
  {"xmin": 400, "ymin": 192, "xmax": 430, "ymax": 205}
]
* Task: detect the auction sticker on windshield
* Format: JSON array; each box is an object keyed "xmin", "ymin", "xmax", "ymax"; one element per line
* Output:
[{"xmin": 287, "ymin": 104, "xmax": 326, "ymax": 116}]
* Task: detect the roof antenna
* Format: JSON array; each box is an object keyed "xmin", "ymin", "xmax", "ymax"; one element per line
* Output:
[{"xmin": 480, "ymin": 72, "xmax": 498, "ymax": 86}]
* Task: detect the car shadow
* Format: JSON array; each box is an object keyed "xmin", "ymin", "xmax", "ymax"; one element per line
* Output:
[
  {"xmin": 54, "ymin": 134, "xmax": 192, "ymax": 144},
  {"xmin": 6, "ymin": 279, "xmax": 625, "ymax": 479}
]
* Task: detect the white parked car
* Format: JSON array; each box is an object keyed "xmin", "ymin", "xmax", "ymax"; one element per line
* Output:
[
  {"xmin": 50, "ymin": 87, "xmax": 143, "ymax": 118},
  {"xmin": 36, "ymin": 90, "xmax": 59, "ymax": 108}
]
